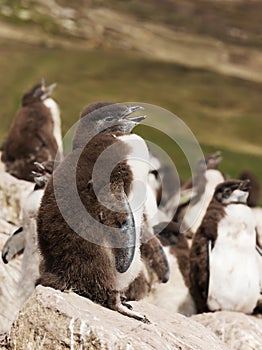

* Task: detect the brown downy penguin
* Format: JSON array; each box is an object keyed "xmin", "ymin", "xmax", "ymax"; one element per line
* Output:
[
  {"xmin": 190, "ymin": 179, "xmax": 261, "ymax": 314},
  {"xmin": 1, "ymin": 80, "xmax": 63, "ymax": 181},
  {"xmin": 37, "ymin": 102, "xmax": 151, "ymax": 322},
  {"xmin": 174, "ymin": 151, "xmax": 224, "ymax": 241}
]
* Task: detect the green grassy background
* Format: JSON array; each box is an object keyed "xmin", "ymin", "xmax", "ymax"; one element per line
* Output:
[{"xmin": 0, "ymin": 30, "xmax": 261, "ymax": 202}]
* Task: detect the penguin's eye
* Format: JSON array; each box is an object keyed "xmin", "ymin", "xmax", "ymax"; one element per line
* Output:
[
  {"xmin": 105, "ymin": 116, "xmax": 115, "ymax": 122},
  {"xmin": 222, "ymin": 188, "xmax": 232, "ymax": 198}
]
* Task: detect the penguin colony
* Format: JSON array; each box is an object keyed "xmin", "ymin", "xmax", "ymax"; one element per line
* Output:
[{"xmin": 1, "ymin": 81, "xmax": 262, "ymax": 323}]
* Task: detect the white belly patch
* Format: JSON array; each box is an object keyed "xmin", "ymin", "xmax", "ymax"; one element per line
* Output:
[
  {"xmin": 44, "ymin": 98, "xmax": 63, "ymax": 157},
  {"xmin": 115, "ymin": 134, "xmax": 150, "ymax": 290},
  {"xmin": 207, "ymin": 204, "xmax": 260, "ymax": 313}
]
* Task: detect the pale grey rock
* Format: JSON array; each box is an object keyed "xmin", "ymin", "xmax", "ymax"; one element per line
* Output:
[
  {"xmin": 192, "ymin": 311, "xmax": 262, "ymax": 350},
  {"xmin": 0, "ymin": 165, "xmax": 34, "ymax": 333},
  {"xmin": 0, "ymin": 221, "xmax": 23, "ymax": 333},
  {"xmin": 10, "ymin": 285, "xmax": 228, "ymax": 350},
  {"xmin": 0, "ymin": 168, "xmax": 34, "ymax": 225}
]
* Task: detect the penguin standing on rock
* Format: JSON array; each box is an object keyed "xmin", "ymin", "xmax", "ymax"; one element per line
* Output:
[
  {"xmin": 1, "ymin": 80, "xmax": 63, "ymax": 181},
  {"xmin": 37, "ymin": 102, "xmax": 151, "ymax": 322},
  {"xmin": 190, "ymin": 179, "xmax": 261, "ymax": 314}
]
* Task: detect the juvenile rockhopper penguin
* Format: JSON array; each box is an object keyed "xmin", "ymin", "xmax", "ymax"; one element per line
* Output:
[
  {"xmin": 1, "ymin": 79, "xmax": 63, "ymax": 182},
  {"xmin": 174, "ymin": 151, "xmax": 224, "ymax": 242},
  {"xmin": 189, "ymin": 179, "xmax": 261, "ymax": 314},
  {"xmin": 37, "ymin": 102, "xmax": 151, "ymax": 322}
]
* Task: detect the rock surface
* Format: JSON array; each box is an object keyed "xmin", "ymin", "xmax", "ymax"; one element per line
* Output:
[
  {"xmin": 0, "ymin": 168, "xmax": 33, "ymax": 225},
  {"xmin": 0, "ymin": 220, "xmax": 22, "ymax": 333},
  {"xmin": 192, "ymin": 311, "xmax": 262, "ymax": 350},
  {"xmin": 10, "ymin": 285, "xmax": 228, "ymax": 350},
  {"xmin": 0, "ymin": 163, "xmax": 34, "ymax": 332}
]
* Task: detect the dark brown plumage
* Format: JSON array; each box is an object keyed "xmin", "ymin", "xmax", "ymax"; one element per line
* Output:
[
  {"xmin": 37, "ymin": 103, "xmax": 149, "ymax": 322},
  {"xmin": 1, "ymin": 80, "xmax": 60, "ymax": 182},
  {"xmin": 189, "ymin": 198, "xmax": 225, "ymax": 313},
  {"xmin": 156, "ymin": 221, "xmax": 191, "ymax": 287}
]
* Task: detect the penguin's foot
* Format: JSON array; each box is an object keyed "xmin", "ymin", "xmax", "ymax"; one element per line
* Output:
[
  {"xmin": 109, "ymin": 291, "xmax": 151, "ymax": 324},
  {"xmin": 120, "ymin": 294, "xmax": 133, "ymax": 309}
]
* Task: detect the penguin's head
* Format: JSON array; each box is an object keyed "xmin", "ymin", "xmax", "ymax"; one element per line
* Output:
[
  {"xmin": 32, "ymin": 161, "xmax": 56, "ymax": 187},
  {"xmin": 214, "ymin": 179, "xmax": 251, "ymax": 205},
  {"xmin": 196, "ymin": 151, "xmax": 222, "ymax": 174},
  {"xmin": 154, "ymin": 221, "xmax": 182, "ymax": 246},
  {"xmin": 205, "ymin": 151, "xmax": 222, "ymax": 170},
  {"xmin": 73, "ymin": 103, "xmax": 146, "ymax": 149},
  {"xmin": 22, "ymin": 79, "xmax": 56, "ymax": 106},
  {"xmin": 82, "ymin": 103, "xmax": 146, "ymax": 134}
]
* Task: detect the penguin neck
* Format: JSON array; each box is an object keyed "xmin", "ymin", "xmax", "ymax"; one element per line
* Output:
[
  {"xmin": 43, "ymin": 98, "xmax": 63, "ymax": 156},
  {"xmin": 184, "ymin": 169, "xmax": 224, "ymax": 233}
]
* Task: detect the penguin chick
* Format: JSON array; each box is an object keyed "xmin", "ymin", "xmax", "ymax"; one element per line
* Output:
[
  {"xmin": 37, "ymin": 103, "xmax": 151, "ymax": 322},
  {"xmin": 190, "ymin": 179, "xmax": 261, "ymax": 314},
  {"xmin": 1, "ymin": 79, "xmax": 63, "ymax": 181},
  {"xmin": 143, "ymin": 222, "xmax": 196, "ymax": 315},
  {"xmin": 174, "ymin": 151, "xmax": 224, "ymax": 241}
]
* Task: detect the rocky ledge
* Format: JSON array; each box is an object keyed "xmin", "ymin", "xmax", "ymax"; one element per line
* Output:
[{"xmin": 8, "ymin": 285, "xmax": 227, "ymax": 350}]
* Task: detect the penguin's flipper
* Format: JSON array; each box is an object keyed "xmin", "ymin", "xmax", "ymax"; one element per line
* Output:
[
  {"xmin": 256, "ymin": 245, "xmax": 262, "ymax": 257},
  {"xmin": 114, "ymin": 190, "xmax": 136, "ymax": 273},
  {"xmin": 140, "ymin": 235, "xmax": 170, "ymax": 283},
  {"xmin": 2, "ymin": 227, "xmax": 25, "ymax": 264}
]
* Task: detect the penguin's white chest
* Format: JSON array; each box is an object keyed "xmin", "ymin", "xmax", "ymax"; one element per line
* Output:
[
  {"xmin": 115, "ymin": 134, "xmax": 150, "ymax": 290},
  {"xmin": 184, "ymin": 170, "xmax": 224, "ymax": 233},
  {"xmin": 43, "ymin": 98, "xmax": 63, "ymax": 157},
  {"xmin": 145, "ymin": 247, "xmax": 196, "ymax": 315},
  {"xmin": 23, "ymin": 189, "xmax": 44, "ymax": 219},
  {"xmin": 207, "ymin": 204, "xmax": 260, "ymax": 313}
]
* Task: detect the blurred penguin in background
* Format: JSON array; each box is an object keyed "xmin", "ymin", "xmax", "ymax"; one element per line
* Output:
[
  {"xmin": 1, "ymin": 79, "xmax": 63, "ymax": 182},
  {"xmin": 174, "ymin": 151, "xmax": 224, "ymax": 244},
  {"xmin": 190, "ymin": 179, "xmax": 261, "ymax": 314}
]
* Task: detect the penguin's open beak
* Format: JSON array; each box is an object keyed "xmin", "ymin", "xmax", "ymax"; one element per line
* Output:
[
  {"xmin": 41, "ymin": 83, "xmax": 57, "ymax": 100},
  {"xmin": 206, "ymin": 151, "xmax": 222, "ymax": 168},
  {"xmin": 121, "ymin": 105, "xmax": 147, "ymax": 124},
  {"xmin": 238, "ymin": 179, "xmax": 251, "ymax": 192}
]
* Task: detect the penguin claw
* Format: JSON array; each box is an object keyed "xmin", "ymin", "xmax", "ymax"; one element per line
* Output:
[
  {"xmin": 109, "ymin": 292, "xmax": 150, "ymax": 323},
  {"xmin": 122, "ymin": 302, "xmax": 133, "ymax": 310}
]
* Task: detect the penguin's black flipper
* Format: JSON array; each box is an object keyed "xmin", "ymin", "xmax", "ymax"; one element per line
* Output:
[
  {"xmin": 256, "ymin": 245, "xmax": 262, "ymax": 256},
  {"xmin": 114, "ymin": 190, "xmax": 136, "ymax": 273},
  {"xmin": 2, "ymin": 227, "xmax": 25, "ymax": 264}
]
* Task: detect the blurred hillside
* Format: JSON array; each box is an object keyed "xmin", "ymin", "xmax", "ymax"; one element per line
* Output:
[{"xmin": 0, "ymin": 0, "xmax": 261, "ymax": 195}]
